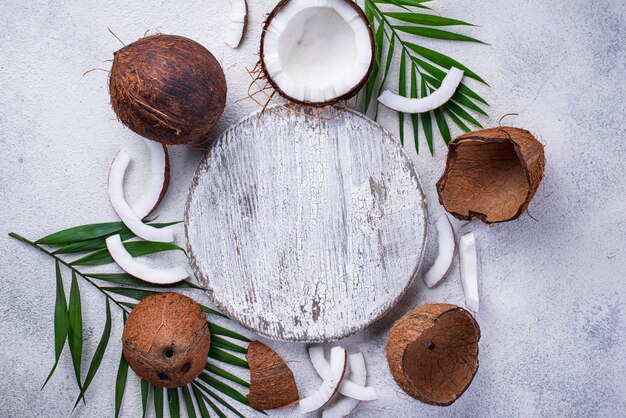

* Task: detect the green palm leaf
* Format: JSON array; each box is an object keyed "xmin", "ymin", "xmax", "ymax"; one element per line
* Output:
[
  {"xmin": 364, "ymin": 21, "xmax": 385, "ymax": 114},
  {"xmin": 374, "ymin": 0, "xmax": 432, "ymax": 9},
  {"xmin": 445, "ymin": 100, "xmax": 484, "ymax": 128},
  {"xmin": 71, "ymin": 241, "xmax": 184, "ymax": 266},
  {"xmin": 410, "ymin": 65, "xmax": 421, "ymax": 153},
  {"xmin": 209, "ymin": 347, "xmax": 249, "ymax": 369},
  {"xmin": 114, "ymin": 314, "xmax": 129, "ymax": 418},
  {"xmin": 208, "ymin": 323, "xmax": 251, "ymax": 343},
  {"xmin": 433, "ymin": 107, "xmax": 452, "ymax": 144},
  {"xmin": 384, "ymin": 12, "xmax": 473, "ymax": 26},
  {"xmin": 36, "ymin": 222, "xmax": 127, "ymax": 245},
  {"xmin": 193, "ymin": 383, "xmax": 244, "ymax": 418},
  {"xmin": 86, "ymin": 273, "xmax": 203, "ymax": 290},
  {"xmin": 444, "ymin": 106, "xmax": 470, "ymax": 132},
  {"xmin": 205, "ymin": 363, "xmax": 250, "ymax": 388},
  {"xmin": 154, "ymin": 385, "xmax": 164, "ymax": 418},
  {"xmin": 68, "ymin": 272, "xmax": 83, "ymax": 392},
  {"xmin": 42, "ymin": 261, "xmax": 69, "ymax": 388},
  {"xmin": 181, "ymin": 386, "xmax": 197, "ymax": 418},
  {"xmin": 198, "ymin": 373, "xmax": 249, "ymax": 406},
  {"xmin": 398, "ymin": 50, "xmax": 407, "ymax": 145},
  {"xmin": 211, "ymin": 336, "xmax": 248, "ymax": 354},
  {"xmin": 394, "ymin": 26, "xmax": 485, "ymax": 43},
  {"xmin": 168, "ymin": 388, "xmax": 180, "ymax": 418},
  {"xmin": 420, "ymin": 79, "xmax": 434, "ymax": 152},
  {"xmin": 73, "ymin": 300, "xmax": 112, "ymax": 409},
  {"xmin": 374, "ymin": 33, "xmax": 395, "ymax": 120},
  {"xmin": 191, "ymin": 385, "xmax": 212, "ymax": 418},
  {"xmin": 141, "ymin": 380, "xmax": 150, "ymax": 418},
  {"xmin": 404, "ymin": 43, "xmax": 486, "ymax": 84}
]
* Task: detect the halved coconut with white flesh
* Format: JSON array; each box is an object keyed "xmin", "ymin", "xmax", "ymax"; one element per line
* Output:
[
  {"xmin": 225, "ymin": 0, "xmax": 247, "ymax": 48},
  {"xmin": 308, "ymin": 346, "xmax": 377, "ymax": 401},
  {"xmin": 106, "ymin": 234, "xmax": 188, "ymax": 284},
  {"xmin": 300, "ymin": 346, "xmax": 347, "ymax": 414},
  {"xmin": 132, "ymin": 140, "xmax": 170, "ymax": 220},
  {"xmin": 260, "ymin": 0, "xmax": 374, "ymax": 106},
  {"xmin": 109, "ymin": 150, "xmax": 174, "ymax": 243}
]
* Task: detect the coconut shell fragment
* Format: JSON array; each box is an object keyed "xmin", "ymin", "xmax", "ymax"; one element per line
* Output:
[
  {"xmin": 122, "ymin": 292, "xmax": 211, "ymax": 388},
  {"xmin": 109, "ymin": 34, "xmax": 227, "ymax": 145},
  {"xmin": 437, "ymin": 127, "xmax": 545, "ymax": 223},
  {"xmin": 386, "ymin": 304, "xmax": 480, "ymax": 406},
  {"xmin": 246, "ymin": 341, "xmax": 299, "ymax": 409}
]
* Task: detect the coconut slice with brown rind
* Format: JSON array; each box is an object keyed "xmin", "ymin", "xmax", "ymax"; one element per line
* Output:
[
  {"xmin": 386, "ymin": 304, "xmax": 480, "ymax": 406},
  {"xmin": 246, "ymin": 341, "xmax": 299, "ymax": 410},
  {"xmin": 437, "ymin": 127, "xmax": 545, "ymax": 223}
]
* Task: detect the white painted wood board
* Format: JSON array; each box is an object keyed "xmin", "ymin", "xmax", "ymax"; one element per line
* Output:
[{"xmin": 185, "ymin": 105, "xmax": 427, "ymax": 341}]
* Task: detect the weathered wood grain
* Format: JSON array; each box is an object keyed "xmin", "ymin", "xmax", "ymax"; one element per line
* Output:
[{"xmin": 185, "ymin": 105, "xmax": 427, "ymax": 342}]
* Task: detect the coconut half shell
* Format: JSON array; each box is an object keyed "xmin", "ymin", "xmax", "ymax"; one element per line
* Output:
[
  {"xmin": 437, "ymin": 127, "xmax": 545, "ymax": 223},
  {"xmin": 246, "ymin": 341, "xmax": 299, "ymax": 409},
  {"xmin": 386, "ymin": 304, "xmax": 480, "ymax": 406},
  {"xmin": 122, "ymin": 292, "xmax": 211, "ymax": 388}
]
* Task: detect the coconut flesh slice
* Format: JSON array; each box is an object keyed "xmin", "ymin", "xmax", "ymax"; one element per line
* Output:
[
  {"xmin": 459, "ymin": 232, "xmax": 479, "ymax": 312},
  {"xmin": 379, "ymin": 67, "xmax": 464, "ymax": 113},
  {"xmin": 225, "ymin": 0, "xmax": 247, "ymax": 48},
  {"xmin": 108, "ymin": 150, "xmax": 174, "ymax": 243},
  {"xmin": 300, "ymin": 346, "xmax": 347, "ymax": 414},
  {"xmin": 322, "ymin": 352, "xmax": 369, "ymax": 418},
  {"xmin": 261, "ymin": 0, "xmax": 374, "ymax": 105},
  {"xmin": 131, "ymin": 140, "xmax": 170, "ymax": 220},
  {"xmin": 106, "ymin": 234, "xmax": 188, "ymax": 284},
  {"xmin": 424, "ymin": 214, "xmax": 455, "ymax": 288},
  {"xmin": 308, "ymin": 346, "xmax": 377, "ymax": 401}
]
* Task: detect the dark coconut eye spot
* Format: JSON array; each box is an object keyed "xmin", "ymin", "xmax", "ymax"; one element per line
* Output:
[
  {"xmin": 157, "ymin": 372, "xmax": 171, "ymax": 381},
  {"xmin": 164, "ymin": 348, "xmax": 174, "ymax": 358},
  {"xmin": 427, "ymin": 341, "xmax": 436, "ymax": 351},
  {"xmin": 180, "ymin": 362, "xmax": 191, "ymax": 374}
]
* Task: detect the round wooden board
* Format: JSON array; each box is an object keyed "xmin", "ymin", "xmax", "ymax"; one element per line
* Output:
[{"xmin": 185, "ymin": 106, "xmax": 427, "ymax": 342}]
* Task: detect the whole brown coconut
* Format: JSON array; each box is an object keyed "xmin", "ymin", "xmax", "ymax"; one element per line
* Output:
[
  {"xmin": 122, "ymin": 292, "xmax": 211, "ymax": 388},
  {"xmin": 437, "ymin": 127, "xmax": 545, "ymax": 223},
  {"xmin": 386, "ymin": 304, "xmax": 480, "ymax": 406},
  {"xmin": 246, "ymin": 341, "xmax": 299, "ymax": 409},
  {"xmin": 109, "ymin": 34, "xmax": 227, "ymax": 145}
]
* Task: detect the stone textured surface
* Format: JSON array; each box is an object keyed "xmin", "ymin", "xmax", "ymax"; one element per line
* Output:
[{"xmin": 0, "ymin": 0, "xmax": 624, "ymax": 417}]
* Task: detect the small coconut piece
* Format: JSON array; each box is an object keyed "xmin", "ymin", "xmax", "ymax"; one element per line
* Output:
[
  {"xmin": 459, "ymin": 232, "xmax": 479, "ymax": 312},
  {"xmin": 379, "ymin": 67, "xmax": 464, "ymax": 113},
  {"xmin": 108, "ymin": 151, "xmax": 174, "ymax": 242},
  {"xmin": 308, "ymin": 346, "xmax": 377, "ymax": 401},
  {"xmin": 246, "ymin": 341, "xmax": 299, "ymax": 410},
  {"xmin": 106, "ymin": 234, "xmax": 188, "ymax": 284},
  {"xmin": 132, "ymin": 140, "xmax": 170, "ymax": 220},
  {"xmin": 122, "ymin": 292, "xmax": 211, "ymax": 388},
  {"xmin": 386, "ymin": 304, "xmax": 480, "ymax": 406},
  {"xmin": 322, "ymin": 352, "xmax": 368, "ymax": 418},
  {"xmin": 424, "ymin": 214, "xmax": 455, "ymax": 288},
  {"xmin": 225, "ymin": 0, "xmax": 247, "ymax": 48},
  {"xmin": 437, "ymin": 127, "xmax": 545, "ymax": 223},
  {"xmin": 260, "ymin": 0, "xmax": 374, "ymax": 106},
  {"xmin": 110, "ymin": 34, "xmax": 227, "ymax": 145},
  {"xmin": 300, "ymin": 346, "xmax": 347, "ymax": 414}
]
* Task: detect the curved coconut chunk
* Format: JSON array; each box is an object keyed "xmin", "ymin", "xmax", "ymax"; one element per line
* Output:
[
  {"xmin": 460, "ymin": 232, "xmax": 479, "ymax": 312},
  {"xmin": 108, "ymin": 151, "xmax": 174, "ymax": 242},
  {"xmin": 308, "ymin": 347, "xmax": 377, "ymax": 402},
  {"xmin": 300, "ymin": 346, "xmax": 347, "ymax": 414},
  {"xmin": 262, "ymin": 0, "xmax": 373, "ymax": 104},
  {"xmin": 132, "ymin": 140, "xmax": 169, "ymax": 219},
  {"xmin": 424, "ymin": 214, "xmax": 455, "ymax": 288},
  {"xmin": 106, "ymin": 234, "xmax": 188, "ymax": 284},
  {"xmin": 322, "ymin": 352, "xmax": 369, "ymax": 418},
  {"xmin": 225, "ymin": 0, "xmax": 247, "ymax": 48},
  {"xmin": 379, "ymin": 67, "xmax": 464, "ymax": 114}
]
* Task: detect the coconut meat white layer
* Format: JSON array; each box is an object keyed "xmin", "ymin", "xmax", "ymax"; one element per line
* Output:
[{"xmin": 263, "ymin": 0, "xmax": 372, "ymax": 103}]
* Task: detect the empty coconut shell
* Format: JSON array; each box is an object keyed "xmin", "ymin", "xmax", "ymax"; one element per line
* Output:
[
  {"xmin": 386, "ymin": 304, "xmax": 480, "ymax": 406},
  {"xmin": 122, "ymin": 292, "xmax": 211, "ymax": 388},
  {"xmin": 246, "ymin": 341, "xmax": 299, "ymax": 409},
  {"xmin": 437, "ymin": 127, "xmax": 545, "ymax": 223},
  {"xmin": 109, "ymin": 34, "xmax": 227, "ymax": 145}
]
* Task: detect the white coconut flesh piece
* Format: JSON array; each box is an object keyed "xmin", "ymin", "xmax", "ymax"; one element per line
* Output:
[
  {"xmin": 106, "ymin": 234, "xmax": 188, "ymax": 284},
  {"xmin": 460, "ymin": 232, "xmax": 479, "ymax": 312},
  {"xmin": 108, "ymin": 151, "xmax": 174, "ymax": 243},
  {"xmin": 308, "ymin": 346, "xmax": 377, "ymax": 401},
  {"xmin": 424, "ymin": 214, "xmax": 455, "ymax": 288},
  {"xmin": 262, "ymin": 0, "xmax": 373, "ymax": 104},
  {"xmin": 225, "ymin": 0, "xmax": 247, "ymax": 48},
  {"xmin": 378, "ymin": 67, "xmax": 464, "ymax": 113},
  {"xmin": 300, "ymin": 346, "xmax": 347, "ymax": 414},
  {"xmin": 322, "ymin": 352, "xmax": 368, "ymax": 418},
  {"xmin": 131, "ymin": 140, "xmax": 169, "ymax": 220}
]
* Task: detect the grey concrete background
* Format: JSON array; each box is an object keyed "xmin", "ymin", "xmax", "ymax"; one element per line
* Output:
[{"xmin": 1, "ymin": 0, "xmax": 624, "ymax": 417}]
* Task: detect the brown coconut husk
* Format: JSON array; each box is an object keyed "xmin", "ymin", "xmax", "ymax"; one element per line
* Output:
[
  {"xmin": 259, "ymin": 0, "xmax": 374, "ymax": 107},
  {"xmin": 386, "ymin": 304, "xmax": 480, "ymax": 406},
  {"xmin": 246, "ymin": 341, "xmax": 299, "ymax": 409},
  {"xmin": 109, "ymin": 34, "xmax": 227, "ymax": 145},
  {"xmin": 122, "ymin": 292, "xmax": 211, "ymax": 388},
  {"xmin": 437, "ymin": 127, "xmax": 545, "ymax": 223}
]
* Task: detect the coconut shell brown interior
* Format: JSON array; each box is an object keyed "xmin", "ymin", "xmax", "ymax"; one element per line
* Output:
[
  {"xmin": 246, "ymin": 341, "xmax": 299, "ymax": 409},
  {"xmin": 122, "ymin": 292, "xmax": 211, "ymax": 388},
  {"xmin": 437, "ymin": 127, "xmax": 545, "ymax": 223},
  {"xmin": 386, "ymin": 304, "xmax": 480, "ymax": 406},
  {"xmin": 109, "ymin": 34, "xmax": 227, "ymax": 145}
]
